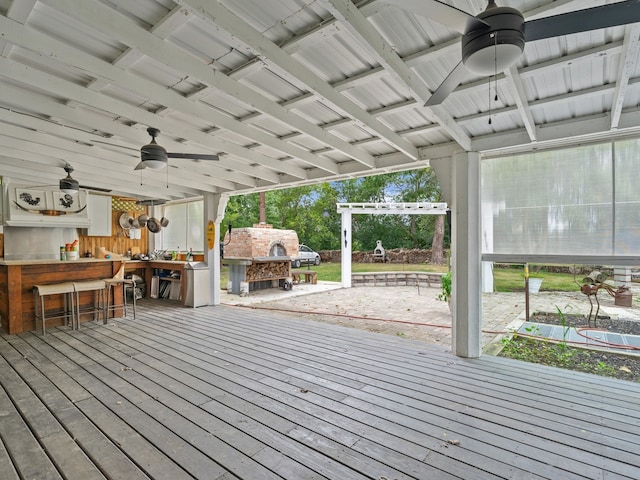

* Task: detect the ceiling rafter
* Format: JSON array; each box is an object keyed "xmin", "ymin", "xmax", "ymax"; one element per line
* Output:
[
  {"xmin": 1, "ymin": 0, "xmax": 640, "ymax": 201},
  {"xmin": 0, "ymin": 85, "xmax": 260, "ymax": 190},
  {"xmin": 611, "ymin": 24, "xmax": 640, "ymax": 129},
  {"xmin": 318, "ymin": 0, "xmax": 472, "ymax": 151},
  {"xmin": 56, "ymin": 7, "xmax": 340, "ymax": 176},
  {"xmin": 0, "ymin": 15, "xmax": 319, "ymax": 182},
  {"xmin": 46, "ymin": 0, "xmax": 380, "ymax": 171},
  {"xmin": 0, "ymin": 54, "xmax": 292, "ymax": 186},
  {"xmin": 0, "ymin": 0, "xmax": 36, "ymax": 56},
  {"xmin": 176, "ymin": 0, "xmax": 418, "ymax": 161},
  {"xmin": 503, "ymin": 66, "xmax": 537, "ymax": 141}
]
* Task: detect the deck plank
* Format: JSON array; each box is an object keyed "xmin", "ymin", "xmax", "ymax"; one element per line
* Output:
[
  {"xmin": 0, "ymin": 435, "xmax": 19, "ymax": 480},
  {"xmin": 1, "ymin": 299, "xmax": 640, "ymax": 479},
  {"xmin": 0, "ymin": 370, "xmax": 62, "ymax": 480},
  {"xmin": 98, "ymin": 315, "xmax": 490, "ymax": 479},
  {"xmin": 135, "ymin": 307, "xmax": 640, "ymax": 475},
  {"xmin": 119, "ymin": 311, "xmax": 603, "ymax": 479}
]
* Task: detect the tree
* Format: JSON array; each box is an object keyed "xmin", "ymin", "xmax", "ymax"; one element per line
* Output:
[
  {"xmin": 221, "ymin": 168, "xmax": 448, "ymax": 255},
  {"xmin": 431, "ymin": 212, "xmax": 446, "ymax": 264}
]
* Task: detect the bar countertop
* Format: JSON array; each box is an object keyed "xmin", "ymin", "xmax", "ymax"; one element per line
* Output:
[
  {"xmin": 0, "ymin": 258, "xmax": 190, "ymax": 266},
  {"xmin": 0, "ymin": 257, "xmax": 116, "ymax": 266}
]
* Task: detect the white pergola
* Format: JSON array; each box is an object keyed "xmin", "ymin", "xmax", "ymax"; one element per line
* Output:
[{"xmin": 336, "ymin": 202, "xmax": 448, "ymax": 288}]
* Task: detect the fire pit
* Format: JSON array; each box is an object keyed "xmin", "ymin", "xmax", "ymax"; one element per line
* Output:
[{"xmin": 222, "ymin": 224, "xmax": 298, "ymax": 295}]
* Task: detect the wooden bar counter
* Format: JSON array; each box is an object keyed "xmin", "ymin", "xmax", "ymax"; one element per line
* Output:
[
  {"xmin": 0, "ymin": 258, "xmax": 190, "ymax": 334},
  {"xmin": 0, "ymin": 258, "xmax": 121, "ymax": 334}
]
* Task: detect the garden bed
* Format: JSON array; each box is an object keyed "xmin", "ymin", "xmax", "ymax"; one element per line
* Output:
[{"xmin": 499, "ymin": 312, "xmax": 640, "ymax": 382}]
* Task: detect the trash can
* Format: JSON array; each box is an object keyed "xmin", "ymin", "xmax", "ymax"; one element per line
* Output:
[{"xmin": 184, "ymin": 261, "xmax": 210, "ymax": 307}]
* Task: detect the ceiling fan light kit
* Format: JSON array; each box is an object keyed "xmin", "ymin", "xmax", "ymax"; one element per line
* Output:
[
  {"xmin": 59, "ymin": 163, "xmax": 79, "ymax": 194},
  {"xmin": 139, "ymin": 127, "xmax": 168, "ymax": 169}
]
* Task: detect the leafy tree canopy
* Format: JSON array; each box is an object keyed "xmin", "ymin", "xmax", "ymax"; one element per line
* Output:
[{"xmin": 222, "ymin": 169, "xmax": 448, "ymax": 252}]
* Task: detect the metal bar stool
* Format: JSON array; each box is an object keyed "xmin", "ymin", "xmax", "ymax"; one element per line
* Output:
[
  {"xmin": 104, "ymin": 263, "xmax": 136, "ymax": 323},
  {"xmin": 33, "ymin": 283, "xmax": 76, "ymax": 335},
  {"xmin": 72, "ymin": 280, "xmax": 106, "ymax": 327}
]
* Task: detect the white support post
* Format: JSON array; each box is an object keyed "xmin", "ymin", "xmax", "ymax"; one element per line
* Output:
[
  {"xmin": 451, "ymin": 151, "xmax": 482, "ymax": 358},
  {"xmin": 203, "ymin": 193, "xmax": 228, "ymax": 306},
  {"xmin": 341, "ymin": 210, "xmax": 352, "ymax": 288}
]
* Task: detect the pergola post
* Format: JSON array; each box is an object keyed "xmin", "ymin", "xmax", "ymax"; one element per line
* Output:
[{"xmin": 341, "ymin": 210, "xmax": 352, "ymax": 288}]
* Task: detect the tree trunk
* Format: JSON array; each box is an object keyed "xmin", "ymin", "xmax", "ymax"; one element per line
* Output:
[
  {"xmin": 259, "ymin": 192, "xmax": 266, "ymax": 224},
  {"xmin": 431, "ymin": 214, "xmax": 445, "ymax": 264}
]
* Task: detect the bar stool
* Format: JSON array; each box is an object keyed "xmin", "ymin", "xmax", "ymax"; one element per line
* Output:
[
  {"xmin": 104, "ymin": 262, "xmax": 136, "ymax": 322},
  {"xmin": 33, "ymin": 283, "xmax": 76, "ymax": 335},
  {"xmin": 72, "ymin": 280, "xmax": 106, "ymax": 327}
]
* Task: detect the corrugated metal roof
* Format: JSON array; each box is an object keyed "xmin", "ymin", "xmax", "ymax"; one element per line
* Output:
[{"xmin": 0, "ymin": 0, "xmax": 639, "ymax": 201}]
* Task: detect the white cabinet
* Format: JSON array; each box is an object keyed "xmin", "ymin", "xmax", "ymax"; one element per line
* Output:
[
  {"xmin": 86, "ymin": 194, "xmax": 112, "ymax": 236},
  {"xmin": 5, "ymin": 184, "xmax": 90, "ymax": 228}
]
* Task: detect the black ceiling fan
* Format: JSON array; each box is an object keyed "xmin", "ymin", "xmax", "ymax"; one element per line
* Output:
[
  {"xmin": 384, "ymin": 0, "xmax": 640, "ymax": 106},
  {"xmin": 134, "ymin": 127, "xmax": 220, "ymax": 171}
]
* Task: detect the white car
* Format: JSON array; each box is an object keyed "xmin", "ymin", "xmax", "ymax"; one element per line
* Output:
[{"xmin": 291, "ymin": 244, "xmax": 321, "ymax": 268}]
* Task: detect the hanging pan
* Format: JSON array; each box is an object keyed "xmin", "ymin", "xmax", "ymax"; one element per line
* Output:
[
  {"xmin": 119, "ymin": 212, "xmax": 133, "ymax": 229},
  {"xmin": 147, "ymin": 217, "xmax": 161, "ymax": 233}
]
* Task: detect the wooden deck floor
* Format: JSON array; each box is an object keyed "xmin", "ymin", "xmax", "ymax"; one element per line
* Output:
[{"xmin": 1, "ymin": 299, "xmax": 640, "ymax": 479}]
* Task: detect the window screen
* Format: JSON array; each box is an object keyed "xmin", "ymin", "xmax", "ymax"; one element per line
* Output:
[{"xmin": 481, "ymin": 140, "xmax": 640, "ymax": 256}]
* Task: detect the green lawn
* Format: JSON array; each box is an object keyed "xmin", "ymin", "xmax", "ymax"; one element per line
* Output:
[
  {"xmin": 492, "ymin": 265, "xmax": 580, "ymax": 292},
  {"xmin": 220, "ymin": 262, "xmax": 580, "ymax": 292}
]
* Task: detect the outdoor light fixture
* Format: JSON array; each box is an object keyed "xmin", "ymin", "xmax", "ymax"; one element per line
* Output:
[
  {"xmin": 461, "ymin": 4, "xmax": 524, "ymax": 76},
  {"xmin": 140, "ymin": 134, "xmax": 168, "ymax": 170},
  {"xmin": 223, "ymin": 224, "xmax": 233, "ymax": 245},
  {"xmin": 59, "ymin": 163, "xmax": 79, "ymax": 194},
  {"xmin": 322, "ymin": 209, "xmax": 330, "ymax": 218}
]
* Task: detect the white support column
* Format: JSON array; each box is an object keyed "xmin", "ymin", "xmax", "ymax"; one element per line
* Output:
[
  {"xmin": 451, "ymin": 151, "xmax": 482, "ymax": 358},
  {"xmin": 340, "ymin": 210, "xmax": 352, "ymax": 288},
  {"xmin": 203, "ymin": 193, "xmax": 229, "ymax": 306}
]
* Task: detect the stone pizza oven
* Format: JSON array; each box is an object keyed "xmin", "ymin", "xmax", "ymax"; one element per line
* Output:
[
  {"xmin": 223, "ymin": 224, "xmax": 298, "ymax": 258},
  {"xmin": 222, "ymin": 224, "xmax": 299, "ymax": 294}
]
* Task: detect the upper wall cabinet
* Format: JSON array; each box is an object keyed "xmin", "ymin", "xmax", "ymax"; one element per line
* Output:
[
  {"xmin": 4, "ymin": 184, "xmax": 90, "ymax": 228},
  {"xmin": 86, "ymin": 194, "xmax": 112, "ymax": 237}
]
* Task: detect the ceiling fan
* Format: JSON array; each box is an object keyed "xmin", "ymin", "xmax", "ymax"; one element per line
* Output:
[
  {"xmin": 384, "ymin": 0, "xmax": 640, "ymax": 106},
  {"xmin": 135, "ymin": 127, "xmax": 219, "ymax": 170}
]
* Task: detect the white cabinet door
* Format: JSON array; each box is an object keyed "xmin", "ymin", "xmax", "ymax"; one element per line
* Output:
[{"xmin": 87, "ymin": 194, "xmax": 112, "ymax": 236}]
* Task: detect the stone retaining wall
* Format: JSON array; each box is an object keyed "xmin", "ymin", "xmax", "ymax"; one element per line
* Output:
[
  {"xmin": 320, "ymin": 248, "xmax": 438, "ymax": 264},
  {"xmin": 351, "ymin": 271, "xmax": 444, "ymax": 287}
]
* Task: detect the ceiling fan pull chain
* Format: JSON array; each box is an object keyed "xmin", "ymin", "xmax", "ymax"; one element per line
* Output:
[
  {"xmin": 494, "ymin": 32, "xmax": 499, "ymax": 103},
  {"xmin": 488, "ymin": 32, "xmax": 498, "ymax": 125},
  {"xmin": 488, "ymin": 75, "xmax": 492, "ymax": 125}
]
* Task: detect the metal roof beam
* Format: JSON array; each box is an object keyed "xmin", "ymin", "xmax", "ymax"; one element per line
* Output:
[
  {"xmin": 611, "ymin": 25, "xmax": 640, "ymax": 129},
  {"xmin": 319, "ymin": 0, "xmax": 471, "ymax": 151},
  {"xmin": 177, "ymin": 0, "xmax": 416, "ymax": 162}
]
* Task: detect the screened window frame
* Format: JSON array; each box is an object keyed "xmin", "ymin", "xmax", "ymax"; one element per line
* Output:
[
  {"xmin": 481, "ymin": 137, "xmax": 640, "ymax": 266},
  {"xmin": 158, "ymin": 199, "xmax": 205, "ymax": 253}
]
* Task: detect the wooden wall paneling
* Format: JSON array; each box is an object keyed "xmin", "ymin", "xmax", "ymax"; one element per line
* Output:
[{"xmin": 79, "ymin": 201, "xmax": 149, "ymax": 258}]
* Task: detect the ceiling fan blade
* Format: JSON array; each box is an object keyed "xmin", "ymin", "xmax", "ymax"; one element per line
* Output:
[
  {"xmin": 425, "ymin": 60, "xmax": 467, "ymax": 107},
  {"xmin": 80, "ymin": 185, "xmax": 112, "ymax": 193},
  {"xmin": 91, "ymin": 139, "xmax": 140, "ymax": 152},
  {"xmin": 134, "ymin": 161, "xmax": 146, "ymax": 170},
  {"xmin": 167, "ymin": 153, "xmax": 220, "ymax": 160},
  {"xmin": 524, "ymin": 0, "xmax": 640, "ymax": 42},
  {"xmin": 383, "ymin": 0, "xmax": 488, "ymax": 34}
]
